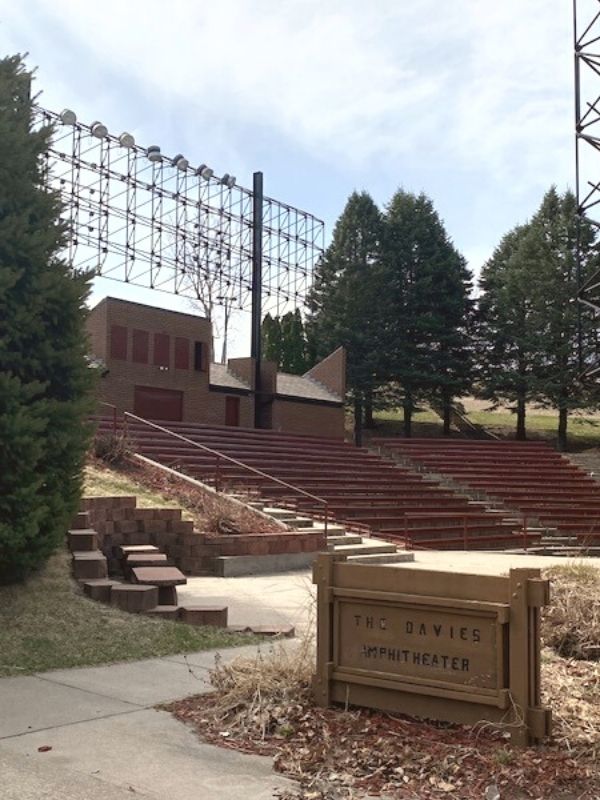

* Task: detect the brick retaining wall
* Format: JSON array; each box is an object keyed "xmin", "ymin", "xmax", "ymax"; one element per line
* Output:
[{"xmin": 82, "ymin": 496, "xmax": 325, "ymax": 575}]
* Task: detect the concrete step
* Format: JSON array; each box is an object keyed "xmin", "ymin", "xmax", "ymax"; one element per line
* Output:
[
  {"xmin": 347, "ymin": 551, "xmax": 415, "ymax": 565},
  {"xmin": 262, "ymin": 507, "xmax": 297, "ymax": 520},
  {"xmin": 72, "ymin": 550, "xmax": 107, "ymax": 580},
  {"xmin": 328, "ymin": 541, "xmax": 398, "ymax": 557},
  {"xmin": 213, "ymin": 551, "xmax": 316, "ymax": 577},
  {"xmin": 310, "ymin": 522, "xmax": 346, "ymax": 535},
  {"xmin": 327, "ymin": 534, "xmax": 363, "ymax": 546},
  {"xmin": 286, "ymin": 516, "xmax": 315, "ymax": 529}
]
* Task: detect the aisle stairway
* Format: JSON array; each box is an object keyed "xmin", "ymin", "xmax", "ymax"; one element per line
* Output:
[
  {"xmin": 374, "ymin": 438, "xmax": 600, "ymax": 554},
  {"xmin": 94, "ymin": 416, "xmax": 538, "ymax": 551}
]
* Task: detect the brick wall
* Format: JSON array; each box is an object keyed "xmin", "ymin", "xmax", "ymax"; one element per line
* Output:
[
  {"xmin": 82, "ymin": 495, "xmax": 325, "ymax": 575},
  {"xmin": 87, "ymin": 298, "xmax": 253, "ymax": 426},
  {"xmin": 306, "ymin": 346, "xmax": 346, "ymax": 399},
  {"xmin": 271, "ymin": 398, "xmax": 345, "ymax": 439}
]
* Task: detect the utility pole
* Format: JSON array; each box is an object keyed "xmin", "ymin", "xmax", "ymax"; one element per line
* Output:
[{"xmin": 251, "ymin": 171, "xmax": 263, "ymax": 428}]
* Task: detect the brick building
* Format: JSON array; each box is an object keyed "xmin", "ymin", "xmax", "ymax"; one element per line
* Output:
[{"xmin": 87, "ymin": 297, "xmax": 346, "ymax": 438}]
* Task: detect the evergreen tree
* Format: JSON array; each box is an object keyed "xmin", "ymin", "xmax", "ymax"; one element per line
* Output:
[
  {"xmin": 280, "ymin": 309, "xmax": 307, "ymax": 374},
  {"xmin": 307, "ymin": 191, "xmax": 384, "ymax": 445},
  {"xmin": 528, "ymin": 188, "xmax": 600, "ymax": 450},
  {"xmin": 383, "ymin": 190, "xmax": 473, "ymax": 436},
  {"xmin": 476, "ymin": 224, "xmax": 540, "ymax": 440},
  {"xmin": 0, "ymin": 55, "xmax": 94, "ymax": 583},
  {"xmin": 261, "ymin": 312, "xmax": 282, "ymax": 365}
]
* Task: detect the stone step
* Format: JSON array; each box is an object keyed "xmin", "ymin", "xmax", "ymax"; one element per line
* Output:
[
  {"xmin": 327, "ymin": 534, "xmax": 363, "ymax": 546},
  {"xmin": 310, "ymin": 522, "xmax": 346, "ymax": 535},
  {"xmin": 72, "ymin": 550, "xmax": 107, "ymax": 580},
  {"xmin": 286, "ymin": 516, "xmax": 315, "ymax": 529},
  {"xmin": 131, "ymin": 566, "xmax": 187, "ymax": 586},
  {"xmin": 82, "ymin": 578, "xmax": 118, "ymax": 602},
  {"xmin": 117, "ymin": 544, "xmax": 160, "ymax": 557},
  {"xmin": 125, "ymin": 553, "xmax": 169, "ymax": 568},
  {"xmin": 262, "ymin": 507, "xmax": 297, "ymax": 520},
  {"xmin": 68, "ymin": 529, "xmax": 98, "ymax": 553},
  {"xmin": 213, "ymin": 551, "xmax": 316, "ymax": 577},
  {"xmin": 328, "ymin": 541, "xmax": 398, "ymax": 557},
  {"xmin": 71, "ymin": 511, "xmax": 91, "ymax": 530},
  {"xmin": 110, "ymin": 583, "xmax": 159, "ymax": 612},
  {"xmin": 180, "ymin": 606, "xmax": 228, "ymax": 628},
  {"xmin": 347, "ymin": 551, "xmax": 416, "ymax": 565}
]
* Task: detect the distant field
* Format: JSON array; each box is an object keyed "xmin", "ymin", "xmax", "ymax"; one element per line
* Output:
[{"xmin": 362, "ymin": 401, "xmax": 600, "ymax": 450}]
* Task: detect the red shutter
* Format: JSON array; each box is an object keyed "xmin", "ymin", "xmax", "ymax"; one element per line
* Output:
[
  {"xmin": 132, "ymin": 329, "xmax": 149, "ymax": 364},
  {"xmin": 110, "ymin": 325, "xmax": 128, "ymax": 360},
  {"xmin": 153, "ymin": 333, "xmax": 170, "ymax": 367},
  {"xmin": 174, "ymin": 337, "xmax": 190, "ymax": 370}
]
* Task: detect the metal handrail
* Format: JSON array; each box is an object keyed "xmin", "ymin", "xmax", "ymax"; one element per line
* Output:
[
  {"xmin": 403, "ymin": 511, "xmax": 534, "ymax": 551},
  {"xmin": 123, "ymin": 412, "xmax": 329, "ymax": 535}
]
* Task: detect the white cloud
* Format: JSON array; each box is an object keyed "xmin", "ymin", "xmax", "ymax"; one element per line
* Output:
[{"xmin": 1, "ymin": 0, "xmax": 574, "ymax": 188}]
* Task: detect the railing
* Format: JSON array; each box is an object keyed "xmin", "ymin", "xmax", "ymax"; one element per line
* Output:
[
  {"xmin": 122, "ymin": 412, "xmax": 329, "ymax": 535},
  {"xmin": 403, "ymin": 512, "xmax": 533, "ymax": 551}
]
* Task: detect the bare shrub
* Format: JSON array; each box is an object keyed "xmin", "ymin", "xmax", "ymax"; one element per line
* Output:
[{"xmin": 93, "ymin": 433, "xmax": 132, "ymax": 466}]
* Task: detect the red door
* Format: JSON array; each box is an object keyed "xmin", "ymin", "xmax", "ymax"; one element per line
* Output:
[
  {"xmin": 134, "ymin": 386, "xmax": 183, "ymax": 421},
  {"xmin": 225, "ymin": 396, "xmax": 240, "ymax": 427}
]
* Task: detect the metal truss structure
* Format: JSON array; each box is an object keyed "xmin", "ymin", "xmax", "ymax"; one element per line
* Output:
[
  {"xmin": 35, "ymin": 106, "xmax": 324, "ymax": 317},
  {"xmin": 575, "ymin": 0, "xmax": 600, "ymax": 315}
]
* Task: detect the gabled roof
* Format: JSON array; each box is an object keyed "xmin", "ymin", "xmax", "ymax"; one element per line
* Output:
[
  {"xmin": 276, "ymin": 372, "xmax": 342, "ymax": 403},
  {"xmin": 209, "ymin": 362, "xmax": 250, "ymax": 391}
]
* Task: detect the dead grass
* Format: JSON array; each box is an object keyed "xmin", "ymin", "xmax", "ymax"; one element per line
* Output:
[
  {"xmin": 165, "ymin": 568, "xmax": 600, "ymax": 800},
  {"xmin": 542, "ymin": 563, "xmax": 600, "ymax": 660},
  {"xmin": 85, "ymin": 457, "xmax": 283, "ymax": 535}
]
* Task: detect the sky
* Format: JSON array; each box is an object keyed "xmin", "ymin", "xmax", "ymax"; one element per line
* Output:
[{"xmin": 0, "ymin": 0, "xmax": 582, "ymax": 358}]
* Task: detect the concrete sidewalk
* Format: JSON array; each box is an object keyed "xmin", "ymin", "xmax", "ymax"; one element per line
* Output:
[{"xmin": 0, "ymin": 643, "xmax": 296, "ymax": 800}]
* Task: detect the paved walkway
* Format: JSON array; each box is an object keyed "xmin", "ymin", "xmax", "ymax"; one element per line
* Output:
[
  {"xmin": 3, "ymin": 551, "xmax": 599, "ymax": 799},
  {"xmin": 0, "ymin": 643, "xmax": 297, "ymax": 800}
]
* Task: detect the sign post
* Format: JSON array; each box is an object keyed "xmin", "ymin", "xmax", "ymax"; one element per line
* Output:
[{"xmin": 313, "ymin": 554, "xmax": 551, "ymax": 745}]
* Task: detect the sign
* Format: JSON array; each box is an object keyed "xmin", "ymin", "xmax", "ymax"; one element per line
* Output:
[{"xmin": 313, "ymin": 554, "xmax": 551, "ymax": 746}]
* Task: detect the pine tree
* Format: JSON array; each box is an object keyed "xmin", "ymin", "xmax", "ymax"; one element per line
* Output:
[
  {"xmin": 0, "ymin": 55, "xmax": 94, "ymax": 583},
  {"xmin": 280, "ymin": 309, "xmax": 307, "ymax": 374},
  {"xmin": 261, "ymin": 312, "xmax": 282, "ymax": 365},
  {"xmin": 383, "ymin": 190, "xmax": 473, "ymax": 436},
  {"xmin": 477, "ymin": 224, "xmax": 540, "ymax": 440},
  {"xmin": 307, "ymin": 191, "xmax": 384, "ymax": 445},
  {"xmin": 528, "ymin": 188, "xmax": 600, "ymax": 450}
]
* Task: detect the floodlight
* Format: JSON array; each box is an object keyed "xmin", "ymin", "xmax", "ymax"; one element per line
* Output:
[
  {"xmin": 119, "ymin": 132, "xmax": 135, "ymax": 148},
  {"xmin": 60, "ymin": 108, "xmax": 77, "ymax": 125},
  {"xmin": 196, "ymin": 164, "xmax": 214, "ymax": 180},
  {"xmin": 147, "ymin": 145, "xmax": 162, "ymax": 162},
  {"xmin": 172, "ymin": 154, "xmax": 189, "ymax": 171},
  {"xmin": 90, "ymin": 120, "xmax": 108, "ymax": 139},
  {"xmin": 221, "ymin": 173, "xmax": 236, "ymax": 188}
]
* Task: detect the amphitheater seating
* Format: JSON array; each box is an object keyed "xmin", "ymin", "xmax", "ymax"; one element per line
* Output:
[
  {"xmin": 94, "ymin": 416, "xmax": 539, "ymax": 551},
  {"xmin": 373, "ymin": 438, "xmax": 600, "ymax": 544}
]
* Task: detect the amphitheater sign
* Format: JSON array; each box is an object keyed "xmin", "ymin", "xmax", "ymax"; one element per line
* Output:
[{"xmin": 313, "ymin": 554, "xmax": 552, "ymax": 746}]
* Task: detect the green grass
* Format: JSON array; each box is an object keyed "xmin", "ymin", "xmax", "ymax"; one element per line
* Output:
[
  {"xmin": 365, "ymin": 407, "xmax": 600, "ymax": 450},
  {"xmin": 0, "ymin": 548, "xmax": 255, "ymax": 677}
]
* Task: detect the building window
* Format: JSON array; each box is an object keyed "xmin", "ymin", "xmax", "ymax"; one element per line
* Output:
[
  {"xmin": 153, "ymin": 333, "xmax": 170, "ymax": 368},
  {"xmin": 175, "ymin": 337, "xmax": 190, "ymax": 370},
  {"xmin": 110, "ymin": 325, "xmax": 128, "ymax": 360},
  {"xmin": 194, "ymin": 341, "xmax": 207, "ymax": 372},
  {"xmin": 132, "ymin": 329, "xmax": 149, "ymax": 364}
]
